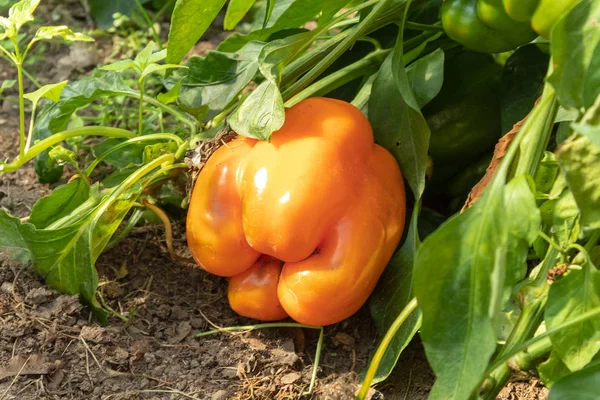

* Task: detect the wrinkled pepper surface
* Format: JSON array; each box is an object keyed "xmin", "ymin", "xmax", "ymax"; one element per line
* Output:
[
  {"xmin": 443, "ymin": 0, "xmax": 581, "ymax": 52},
  {"xmin": 186, "ymin": 97, "xmax": 406, "ymax": 326}
]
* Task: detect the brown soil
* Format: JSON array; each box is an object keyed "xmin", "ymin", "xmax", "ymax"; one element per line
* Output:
[{"xmin": 0, "ymin": 1, "xmax": 550, "ymax": 399}]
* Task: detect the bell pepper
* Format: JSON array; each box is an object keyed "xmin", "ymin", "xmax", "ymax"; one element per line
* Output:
[
  {"xmin": 502, "ymin": 0, "xmax": 539, "ymax": 22},
  {"xmin": 442, "ymin": 0, "xmax": 537, "ymax": 53},
  {"xmin": 531, "ymin": 0, "xmax": 581, "ymax": 39},
  {"xmin": 186, "ymin": 97, "xmax": 406, "ymax": 326}
]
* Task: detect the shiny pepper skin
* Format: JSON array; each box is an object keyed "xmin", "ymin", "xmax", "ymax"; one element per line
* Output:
[{"xmin": 186, "ymin": 97, "xmax": 406, "ymax": 326}]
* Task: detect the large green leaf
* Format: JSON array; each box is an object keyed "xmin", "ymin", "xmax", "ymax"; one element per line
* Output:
[
  {"xmin": 546, "ymin": 258, "xmax": 600, "ymax": 371},
  {"xmin": 228, "ymin": 32, "xmax": 312, "ymax": 139},
  {"xmin": 228, "ymin": 79, "xmax": 284, "ymax": 140},
  {"xmin": 166, "ymin": 0, "xmax": 228, "ymax": 64},
  {"xmin": 540, "ymin": 351, "xmax": 577, "ymax": 388},
  {"xmin": 369, "ymin": 48, "xmax": 431, "ymax": 200},
  {"xmin": 503, "ymin": 176, "xmax": 541, "ymax": 299},
  {"xmin": 0, "ymin": 209, "xmax": 106, "ymax": 322},
  {"xmin": 29, "ymin": 179, "xmax": 91, "ymax": 229},
  {"xmin": 557, "ymin": 136, "xmax": 600, "ymax": 233},
  {"xmin": 414, "ymin": 172, "xmax": 508, "ymax": 399},
  {"xmin": 548, "ymin": 0, "xmax": 600, "ymax": 110},
  {"xmin": 224, "ymin": 0, "xmax": 257, "ymax": 30},
  {"xmin": 8, "ymin": 0, "xmax": 39, "ymax": 31},
  {"xmin": 548, "ymin": 362, "xmax": 600, "ymax": 400},
  {"xmin": 32, "ymin": 72, "xmax": 136, "ymax": 182},
  {"xmin": 367, "ymin": 207, "xmax": 422, "ymax": 384},
  {"xmin": 406, "ymin": 48, "xmax": 444, "ymax": 109},
  {"xmin": 178, "ymin": 41, "xmax": 264, "ymax": 110}
]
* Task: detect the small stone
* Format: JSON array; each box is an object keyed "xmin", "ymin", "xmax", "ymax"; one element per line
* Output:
[{"xmin": 211, "ymin": 390, "xmax": 229, "ymax": 400}]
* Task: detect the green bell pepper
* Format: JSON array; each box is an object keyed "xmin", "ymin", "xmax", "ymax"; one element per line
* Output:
[{"xmin": 442, "ymin": 0, "xmax": 537, "ymax": 53}]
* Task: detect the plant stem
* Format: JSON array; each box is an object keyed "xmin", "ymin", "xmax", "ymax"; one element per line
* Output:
[
  {"xmin": 303, "ymin": 327, "xmax": 324, "ymax": 397},
  {"xmin": 477, "ymin": 247, "xmax": 559, "ymax": 399},
  {"xmin": 515, "ymin": 82, "xmax": 558, "ymax": 177},
  {"xmin": 356, "ymin": 297, "xmax": 419, "ymax": 400},
  {"xmin": 281, "ymin": 0, "xmax": 395, "ymax": 101},
  {"xmin": 138, "ymin": 77, "xmax": 145, "ymax": 135},
  {"xmin": 84, "ymin": 132, "xmax": 182, "ymax": 175},
  {"xmin": 16, "ymin": 61, "xmax": 26, "ymax": 160},
  {"xmin": 285, "ymin": 48, "xmax": 390, "ymax": 106},
  {"xmin": 405, "ymin": 21, "xmax": 444, "ymax": 31},
  {"xmin": 1, "ymin": 127, "xmax": 135, "ymax": 173}
]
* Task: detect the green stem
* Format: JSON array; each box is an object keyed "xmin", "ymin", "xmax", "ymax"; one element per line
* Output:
[
  {"xmin": 24, "ymin": 103, "xmax": 36, "ymax": 152},
  {"xmin": 478, "ymin": 247, "xmax": 559, "ymax": 399},
  {"xmin": 91, "ymin": 154, "xmax": 175, "ymax": 222},
  {"xmin": 84, "ymin": 133, "xmax": 183, "ymax": 175},
  {"xmin": 138, "ymin": 77, "xmax": 145, "ymax": 135},
  {"xmin": 357, "ymin": 297, "xmax": 419, "ymax": 400},
  {"xmin": 16, "ymin": 61, "xmax": 26, "ymax": 160},
  {"xmin": 515, "ymin": 83, "xmax": 558, "ymax": 177},
  {"xmin": 281, "ymin": 0, "xmax": 396, "ymax": 101},
  {"xmin": 140, "ymin": 95, "xmax": 196, "ymax": 135},
  {"xmin": 285, "ymin": 48, "xmax": 390, "ymax": 107},
  {"xmin": 405, "ymin": 21, "xmax": 443, "ymax": 31},
  {"xmin": 22, "ymin": 67, "xmax": 42, "ymax": 89},
  {"xmin": 1, "ymin": 127, "xmax": 135, "ymax": 173},
  {"xmin": 480, "ymin": 305, "xmax": 600, "ymax": 386},
  {"xmin": 303, "ymin": 327, "xmax": 324, "ymax": 397},
  {"xmin": 46, "ymin": 193, "xmax": 103, "ymax": 229}
]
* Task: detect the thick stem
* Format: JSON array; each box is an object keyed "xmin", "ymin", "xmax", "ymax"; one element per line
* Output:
[
  {"xmin": 1, "ymin": 127, "xmax": 135, "ymax": 173},
  {"xmin": 357, "ymin": 297, "xmax": 419, "ymax": 400},
  {"xmin": 285, "ymin": 48, "xmax": 390, "ymax": 107},
  {"xmin": 281, "ymin": 0, "xmax": 396, "ymax": 101},
  {"xmin": 16, "ymin": 62, "xmax": 26, "ymax": 160},
  {"xmin": 104, "ymin": 208, "xmax": 144, "ymax": 252},
  {"xmin": 138, "ymin": 77, "xmax": 145, "ymax": 136}
]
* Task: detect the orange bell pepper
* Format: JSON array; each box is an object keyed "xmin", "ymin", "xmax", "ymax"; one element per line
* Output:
[{"xmin": 186, "ymin": 97, "xmax": 406, "ymax": 326}]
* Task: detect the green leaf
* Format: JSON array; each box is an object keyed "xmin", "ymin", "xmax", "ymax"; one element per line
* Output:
[
  {"xmin": 406, "ymin": 48, "xmax": 444, "ymax": 109},
  {"xmin": 99, "ymin": 59, "xmax": 137, "ymax": 73},
  {"xmin": 351, "ymin": 73, "xmax": 376, "ymax": 116},
  {"xmin": 548, "ymin": 0, "xmax": 600, "ymax": 110},
  {"xmin": 500, "ymin": 44, "xmax": 549, "ymax": 134},
  {"xmin": 0, "ymin": 208, "xmax": 106, "ymax": 323},
  {"xmin": 23, "ymin": 80, "xmax": 68, "ymax": 105},
  {"xmin": 166, "ymin": 0, "xmax": 227, "ymax": 64},
  {"xmin": 262, "ymin": 0, "xmax": 275, "ymax": 30},
  {"xmin": 178, "ymin": 41, "xmax": 263, "ymax": 110},
  {"xmin": 135, "ymin": 41, "xmax": 159, "ymax": 65},
  {"xmin": 32, "ymin": 72, "xmax": 136, "ymax": 182},
  {"xmin": 29, "ymin": 180, "xmax": 91, "ymax": 229},
  {"xmin": 548, "ymin": 361, "xmax": 600, "ymax": 399},
  {"xmin": 540, "ymin": 351, "xmax": 575, "ymax": 388},
  {"xmin": 571, "ymin": 121, "xmax": 600, "ymax": 146},
  {"xmin": 142, "ymin": 141, "xmax": 178, "ymax": 163},
  {"xmin": 414, "ymin": 174, "xmax": 508, "ymax": 399},
  {"xmin": 546, "ymin": 258, "xmax": 600, "ymax": 371},
  {"xmin": 224, "ymin": 0, "xmax": 257, "ymax": 30},
  {"xmin": 0, "ymin": 79, "xmax": 16, "ymax": 94},
  {"xmin": 228, "ymin": 79, "xmax": 284, "ymax": 140},
  {"xmin": 553, "ymin": 189, "xmax": 581, "ymax": 247},
  {"xmin": 258, "ymin": 31, "xmax": 313, "ymax": 83},
  {"xmin": 92, "ymin": 138, "xmax": 146, "ymax": 169},
  {"xmin": 158, "ymin": 79, "xmax": 181, "ymax": 105},
  {"xmin": 557, "ymin": 136, "xmax": 600, "ymax": 233},
  {"xmin": 367, "ymin": 207, "xmax": 422, "ymax": 384},
  {"xmin": 503, "ymin": 176, "xmax": 541, "ymax": 299},
  {"xmin": 535, "ymin": 152, "xmax": 560, "ymax": 195},
  {"xmin": 31, "ymin": 25, "xmax": 93, "ymax": 44},
  {"xmin": 140, "ymin": 63, "xmax": 186, "ymax": 80},
  {"xmin": 49, "ymin": 145, "xmax": 77, "ymax": 166},
  {"xmin": 8, "ymin": 0, "xmax": 39, "ymax": 31},
  {"xmin": 252, "ymin": 0, "xmax": 323, "ymax": 33},
  {"xmin": 369, "ymin": 53, "xmax": 430, "ymax": 200},
  {"xmin": 318, "ymin": 0, "xmax": 351, "ymax": 25}
]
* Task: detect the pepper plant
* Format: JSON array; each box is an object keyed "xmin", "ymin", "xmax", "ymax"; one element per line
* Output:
[{"xmin": 0, "ymin": 0, "xmax": 599, "ymax": 398}]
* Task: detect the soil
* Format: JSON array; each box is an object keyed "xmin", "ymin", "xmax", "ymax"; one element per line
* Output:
[{"xmin": 0, "ymin": 1, "xmax": 550, "ymax": 399}]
